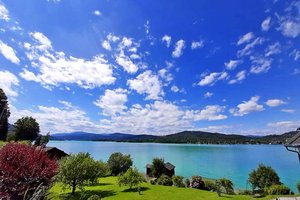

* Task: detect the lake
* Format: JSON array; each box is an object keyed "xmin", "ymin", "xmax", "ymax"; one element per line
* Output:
[{"xmin": 48, "ymin": 141, "xmax": 300, "ymax": 192}]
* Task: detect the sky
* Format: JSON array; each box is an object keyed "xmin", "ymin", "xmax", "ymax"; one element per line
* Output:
[{"xmin": 0, "ymin": 0, "xmax": 300, "ymax": 135}]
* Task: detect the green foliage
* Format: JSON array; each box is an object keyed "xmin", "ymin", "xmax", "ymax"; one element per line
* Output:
[
  {"xmin": 157, "ymin": 174, "xmax": 173, "ymax": 186},
  {"xmin": 150, "ymin": 179, "xmax": 156, "ymax": 185},
  {"xmin": 237, "ymin": 190, "xmax": 252, "ymax": 195},
  {"xmin": 204, "ymin": 180, "xmax": 217, "ymax": 191},
  {"xmin": 172, "ymin": 176, "xmax": 185, "ymax": 187},
  {"xmin": 118, "ymin": 167, "xmax": 145, "ymax": 190},
  {"xmin": 217, "ymin": 178, "xmax": 234, "ymax": 194},
  {"xmin": 14, "ymin": 116, "xmax": 40, "ymax": 141},
  {"xmin": 0, "ymin": 88, "xmax": 10, "ymax": 141},
  {"xmin": 297, "ymin": 182, "xmax": 300, "ymax": 193},
  {"xmin": 56, "ymin": 153, "xmax": 107, "ymax": 195},
  {"xmin": 248, "ymin": 164, "xmax": 281, "ymax": 191},
  {"xmin": 190, "ymin": 176, "xmax": 205, "ymax": 189},
  {"xmin": 87, "ymin": 194, "xmax": 101, "ymax": 200},
  {"xmin": 34, "ymin": 132, "xmax": 50, "ymax": 146},
  {"xmin": 151, "ymin": 157, "xmax": 165, "ymax": 178},
  {"xmin": 108, "ymin": 152, "xmax": 133, "ymax": 176},
  {"xmin": 266, "ymin": 184, "xmax": 291, "ymax": 195},
  {"xmin": 184, "ymin": 178, "xmax": 190, "ymax": 188}
]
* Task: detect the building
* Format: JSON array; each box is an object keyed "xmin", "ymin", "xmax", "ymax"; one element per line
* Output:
[
  {"xmin": 36, "ymin": 146, "xmax": 69, "ymax": 160},
  {"xmin": 285, "ymin": 130, "xmax": 300, "ymax": 161},
  {"xmin": 146, "ymin": 162, "xmax": 175, "ymax": 177}
]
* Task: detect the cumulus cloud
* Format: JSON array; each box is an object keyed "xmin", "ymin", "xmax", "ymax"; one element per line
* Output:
[
  {"xmin": 250, "ymin": 56, "xmax": 272, "ymax": 74},
  {"xmin": 0, "ymin": 70, "xmax": 19, "ymax": 97},
  {"xmin": 162, "ymin": 35, "xmax": 171, "ymax": 48},
  {"xmin": 171, "ymin": 85, "xmax": 179, "ymax": 93},
  {"xmin": 127, "ymin": 70, "xmax": 163, "ymax": 100},
  {"xmin": 172, "ymin": 39, "xmax": 185, "ymax": 58},
  {"xmin": 102, "ymin": 40, "xmax": 111, "ymax": 51},
  {"xmin": 115, "ymin": 52, "xmax": 138, "ymax": 73},
  {"xmin": 224, "ymin": 59, "xmax": 242, "ymax": 70},
  {"xmin": 236, "ymin": 32, "xmax": 254, "ymax": 46},
  {"xmin": 158, "ymin": 68, "xmax": 173, "ymax": 84},
  {"xmin": 230, "ymin": 96, "xmax": 264, "ymax": 116},
  {"xmin": 191, "ymin": 40, "xmax": 204, "ymax": 50},
  {"xmin": 281, "ymin": 109, "xmax": 296, "ymax": 113},
  {"xmin": 0, "ymin": 1, "xmax": 9, "ymax": 21},
  {"xmin": 265, "ymin": 99, "xmax": 286, "ymax": 107},
  {"xmin": 185, "ymin": 105, "xmax": 227, "ymax": 121},
  {"xmin": 20, "ymin": 32, "xmax": 115, "ymax": 89},
  {"xmin": 94, "ymin": 10, "xmax": 101, "ymax": 16},
  {"xmin": 267, "ymin": 120, "xmax": 300, "ymax": 132},
  {"xmin": 0, "ymin": 40, "xmax": 20, "ymax": 64},
  {"xmin": 261, "ymin": 17, "xmax": 271, "ymax": 31},
  {"xmin": 228, "ymin": 70, "xmax": 246, "ymax": 84},
  {"xmin": 290, "ymin": 49, "xmax": 300, "ymax": 61},
  {"xmin": 204, "ymin": 92, "xmax": 213, "ymax": 98},
  {"xmin": 198, "ymin": 72, "xmax": 228, "ymax": 86},
  {"xmin": 265, "ymin": 42, "xmax": 281, "ymax": 57},
  {"xmin": 237, "ymin": 37, "xmax": 264, "ymax": 57}
]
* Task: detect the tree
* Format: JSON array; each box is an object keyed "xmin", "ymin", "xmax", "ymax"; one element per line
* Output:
[
  {"xmin": 248, "ymin": 164, "xmax": 281, "ymax": 191},
  {"xmin": 107, "ymin": 152, "xmax": 133, "ymax": 176},
  {"xmin": 34, "ymin": 133, "xmax": 50, "ymax": 147},
  {"xmin": 172, "ymin": 176, "xmax": 185, "ymax": 187},
  {"xmin": 157, "ymin": 174, "xmax": 173, "ymax": 186},
  {"xmin": 118, "ymin": 167, "xmax": 145, "ymax": 190},
  {"xmin": 0, "ymin": 143, "xmax": 58, "ymax": 200},
  {"xmin": 0, "ymin": 89, "xmax": 10, "ymax": 141},
  {"xmin": 190, "ymin": 176, "xmax": 205, "ymax": 189},
  {"xmin": 56, "ymin": 153, "xmax": 107, "ymax": 195},
  {"xmin": 151, "ymin": 157, "xmax": 165, "ymax": 178},
  {"xmin": 14, "ymin": 116, "xmax": 40, "ymax": 141},
  {"xmin": 217, "ymin": 178, "xmax": 234, "ymax": 194}
]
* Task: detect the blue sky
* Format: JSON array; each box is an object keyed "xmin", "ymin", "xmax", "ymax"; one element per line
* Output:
[{"xmin": 0, "ymin": 0, "xmax": 300, "ymax": 135}]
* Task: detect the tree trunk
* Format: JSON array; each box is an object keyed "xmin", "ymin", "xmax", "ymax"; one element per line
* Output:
[{"xmin": 72, "ymin": 181, "xmax": 76, "ymax": 195}]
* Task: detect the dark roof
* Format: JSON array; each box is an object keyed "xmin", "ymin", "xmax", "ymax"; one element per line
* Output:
[
  {"xmin": 285, "ymin": 131, "xmax": 300, "ymax": 147},
  {"xmin": 146, "ymin": 164, "xmax": 152, "ymax": 168},
  {"xmin": 164, "ymin": 162, "xmax": 175, "ymax": 170}
]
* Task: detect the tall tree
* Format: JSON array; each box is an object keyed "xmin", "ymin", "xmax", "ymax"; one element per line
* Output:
[
  {"xmin": 14, "ymin": 116, "xmax": 40, "ymax": 141},
  {"xmin": 0, "ymin": 89, "xmax": 10, "ymax": 141}
]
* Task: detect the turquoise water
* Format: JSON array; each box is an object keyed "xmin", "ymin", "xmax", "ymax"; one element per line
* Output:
[{"xmin": 48, "ymin": 141, "xmax": 300, "ymax": 192}]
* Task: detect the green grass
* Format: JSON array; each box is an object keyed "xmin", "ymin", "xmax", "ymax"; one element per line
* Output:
[{"xmin": 48, "ymin": 176, "xmax": 291, "ymax": 200}]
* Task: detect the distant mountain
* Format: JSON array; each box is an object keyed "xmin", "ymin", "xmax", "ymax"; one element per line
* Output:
[{"xmin": 50, "ymin": 130, "xmax": 299, "ymax": 144}]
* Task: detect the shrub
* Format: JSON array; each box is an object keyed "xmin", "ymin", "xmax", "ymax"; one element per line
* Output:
[
  {"xmin": 248, "ymin": 164, "xmax": 281, "ymax": 191},
  {"xmin": 56, "ymin": 153, "xmax": 107, "ymax": 195},
  {"xmin": 267, "ymin": 184, "xmax": 291, "ymax": 195},
  {"xmin": 172, "ymin": 176, "xmax": 185, "ymax": 187},
  {"xmin": 184, "ymin": 178, "xmax": 190, "ymax": 188},
  {"xmin": 237, "ymin": 190, "xmax": 252, "ymax": 195},
  {"xmin": 88, "ymin": 194, "xmax": 101, "ymax": 200},
  {"xmin": 108, "ymin": 152, "xmax": 133, "ymax": 176},
  {"xmin": 150, "ymin": 179, "xmax": 156, "ymax": 185},
  {"xmin": 218, "ymin": 178, "xmax": 234, "ymax": 194},
  {"xmin": 0, "ymin": 143, "xmax": 58, "ymax": 199},
  {"xmin": 297, "ymin": 182, "xmax": 300, "ymax": 194},
  {"xmin": 157, "ymin": 174, "xmax": 173, "ymax": 186},
  {"xmin": 190, "ymin": 176, "xmax": 205, "ymax": 189},
  {"xmin": 151, "ymin": 158, "xmax": 166, "ymax": 178},
  {"xmin": 204, "ymin": 180, "xmax": 217, "ymax": 191},
  {"xmin": 118, "ymin": 167, "xmax": 145, "ymax": 190}
]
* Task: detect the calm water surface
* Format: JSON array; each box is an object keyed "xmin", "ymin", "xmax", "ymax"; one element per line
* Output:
[{"xmin": 48, "ymin": 141, "xmax": 300, "ymax": 191}]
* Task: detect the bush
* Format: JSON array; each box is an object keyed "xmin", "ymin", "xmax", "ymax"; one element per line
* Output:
[
  {"xmin": 56, "ymin": 153, "xmax": 107, "ymax": 195},
  {"xmin": 0, "ymin": 143, "xmax": 58, "ymax": 199},
  {"xmin": 151, "ymin": 158, "xmax": 166, "ymax": 178},
  {"xmin": 248, "ymin": 164, "xmax": 281, "ymax": 191},
  {"xmin": 218, "ymin": 178, "xmax": 234, "ymax": 194},
  {"xmin": 204, "ymin": 180, "xmax": 217, "ymax": 191},
  {"xmin": 267, "ymin": 184, "xmax": 291, "ymax": 195},
  {"xmin": 190, "ymin": 176, "xmax": 205, "ymax": 189},
  {"xmin": 157, "ymin": 174, "xmax": 173, "ymax": 186},
  {"xmin": 172, "ymin": 176, "xmax": 185, "ymax": 187},
  {"xmin": 150, "ymin": 179, "xmax": 156, "ymax": 185},
  {"xmin": 88, "ymin": 194, "xmax": 101, "ymax": 200},
  {"xmin": 108, "ymin": 152, "xmax": 133, "ymax": 176},
  {"xmin": 237, "ymin": 190, "xmax": 252, "ymax": 195},
  {"xmin": 118, "ymin": 167, "xmax": 145, "ymax": 190},
  {"xmin": 184, "ymin": 178, "xmax": 190, "ymax": 188}
]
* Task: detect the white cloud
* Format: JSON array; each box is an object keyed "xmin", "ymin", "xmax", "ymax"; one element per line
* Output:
[
  {"xmin": 0, "ymin": 40, "xmax": 20, "ymax": 64},
  {"xmin": 94, "ymin": 10, "xmax": 101, "ymax": 16},
  {"xmin": 265, "ymin": 42, "xmax": 281, "ymax": 57},
  {"xmin": 171, "ymin": 85, "xmax": 179, "ymax": 93},
  {"xmin": 158, "ymin": 68, "xmax": 173, "ymax": 84},
  {"xmin": 0, "ymin": 1, "xmax": 9, "ymax": 21},
  {"xmin": 107, "ymin": 33, "xmax": 120, "ymax": 43},
  {"xmin": 281, "ymin": 109, "xmax": 295, "ymax": 113},
  {"xmin": 59, "ymin": 100, "xmax": 73, "ymax": 108},
  {"xmin": 185, "ymin": 105, "xmax": 227, "ymax": 121},
  {"xmin": 228, "ymin": 70, "xmax": 246, "ymax": 84},
  {"xmin": 261, "ymin": 17, "xmax": 271, "ymax": 31},
  {"xmin": 20, "ymin": 32, "xmax": 116, "ymax": 89},
  {"xmin": 224, "ymin": 59, "xmax": 242, "ymax": 70},
  {"xmin": 290, "ymin": 49, "xmax": 300, "ymax": 61},
  {"xmin": 102, "ymin": 40, "xmax": 111, "ymax": 51},
  {"xmin": 236, "ymin": 32, "xmax": 254, "ymax": 46},
  {"xmin": 0, "ymin": 70, "xmax": 19, "ymax": 97},
  {"xmin": 127, "ymin": 70, "xmax": 163, "ymax": 100},
  {"xmin": 237, "ymin": 37, "xmax": 264, "ymax": 57},
  {"xmin": 191, "ymin": 40, "xmax": 204, "ymax": 50},
  {"xmin": 204, "ymin": 92, "xmax": 213, "ymax": 98},
  {"xmin": 198, "ymin": 72, "xmax": 228, "ymax": 86},
  {"xmin": 162, "ymin": 35, "xmax": 171, "ymax": 48},
  {"xmin": 230, "ymin": 96, "xmax": 264, "ymax": 116},
  {"xmin": 115, "ymin": 51, "xmax": 139, "ymax": 74},
  {"xmin": 94, "ymin": 88, "xmax": 127, "ymax": 116},
  {"xmin": 172, "ymin": 39, "xmax": 185, "ymax": 58},
  {"xmin": 265, "ymin": 99, "xmax": 286, "ymax": 107},
  {"xmin": 267, "ymin": 120, "xmax": 300, "ymax": 132},
  {"xmin": 250, "ymin": 56, "xmax": 272, "ymax": 74}
]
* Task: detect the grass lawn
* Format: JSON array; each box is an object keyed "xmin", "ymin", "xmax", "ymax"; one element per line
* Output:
[{"xmin": 48, "ymin": 176, "xmax": 291, "ymax": 200}]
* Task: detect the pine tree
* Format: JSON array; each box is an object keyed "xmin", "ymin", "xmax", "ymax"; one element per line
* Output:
[{"xmin": 0, "ymin": 89, "xmax": 10, "ymax": 141}]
